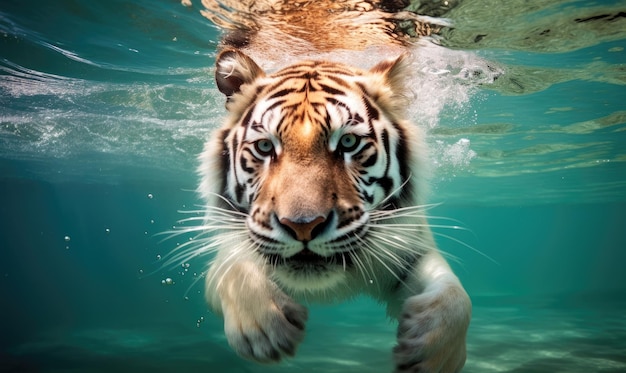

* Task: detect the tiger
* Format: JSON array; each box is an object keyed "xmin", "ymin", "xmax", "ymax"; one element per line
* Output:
[{"xmin": 190, "ymin": 0, "xmax": 471, "ymax": 372}]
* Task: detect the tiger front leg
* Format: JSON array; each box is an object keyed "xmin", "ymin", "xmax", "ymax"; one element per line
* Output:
[
  {"xmin": 205, "ymin": 257, "xmax": 308, "ymax": 363},
  {"xmin": 392, "ymin": 251, "xmax": 471, "ymax": 373}
]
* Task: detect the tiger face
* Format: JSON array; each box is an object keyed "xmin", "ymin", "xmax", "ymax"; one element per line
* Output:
[{"xmin": 199, "ymin": 50, "xmax": 427, "ymax": 294}]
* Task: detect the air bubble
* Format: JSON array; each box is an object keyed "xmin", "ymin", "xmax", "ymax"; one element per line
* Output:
[
  {"xmin": 64, "ymin": 235, "xmax": 71, "ymax": 242},
  {"xmin": 105, "ymin": 228, "xmax": 110, "ymax": 234},
  {"xmin": 156, "ymin": 254, "xmax": 162, "ymax": 260},
  {"xmin": 161, "ymin": 277, "xmax": 174, "ymax": 285},
  {"xmin": 147, "ymin": 193, "xmax": 153, "ymax": 199}
]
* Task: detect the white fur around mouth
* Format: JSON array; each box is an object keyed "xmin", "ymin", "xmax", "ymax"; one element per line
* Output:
[
  {"xmin": 263, "ymin": 247, "xmax": 355, "ymax": 269},
  {"xmin": 270, "ymin": 248, "xmax": 353, "ymax": 293}
]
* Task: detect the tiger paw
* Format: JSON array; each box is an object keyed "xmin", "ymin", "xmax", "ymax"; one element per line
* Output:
[
  {"xmin": 222, "ymin": 292, "xmax": 308, "ymax": 363},
  {"xmin": 393, "ymin": 286, "xmax": 471, "ymax": 373}
]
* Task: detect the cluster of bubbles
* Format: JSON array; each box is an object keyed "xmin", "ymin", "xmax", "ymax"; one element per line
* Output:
[
  {"xmin": 431, "ymin": 137, "xmax": 477, "ymax": 180},
  {"xmin": 180, "ymin": 262, "xmax": 191, "ymax": 276},
  {"xmin": 439, "ymin": 138, "xmax": 477, "ymax": 168}
]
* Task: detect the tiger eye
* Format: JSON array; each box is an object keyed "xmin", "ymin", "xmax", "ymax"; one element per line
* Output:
[
  {"xmin": 339, "ymin": 133, "xmax": 360, "ymax": 152},
  {"xmin": 255, "ymin": 139, "xmax": 274, "ymax": 156}
]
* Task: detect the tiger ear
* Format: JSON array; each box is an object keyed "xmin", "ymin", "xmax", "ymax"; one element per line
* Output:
[
  {"xmin": 215, "ymin": 49, "xmax": 265, "ymax": 97},
  {"xmin": 369, "ymin": 53, "xmax": 409, "ymax": 96},
  {"xmin": 367, "ymin": 54, "xmax": 410, "ymax": 114}
]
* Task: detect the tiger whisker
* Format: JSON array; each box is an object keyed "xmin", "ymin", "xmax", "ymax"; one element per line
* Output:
[
  {"xmin": 367, "ymin": 225, "xmax": 430, "ymax": 245},
  {"xmin": 176, "ymin": 207, "xmax": 244, "ymax": 219},
  {"xmin": 368, "ymin": 227, "xmax": 463, "ymax": 263},
  {"xmin": 356, "ymin": 235, "xmax": 408, "ymax": 286},
  {"xmin": 369, "ymin": 203, "xmax": 438, "ymax": 218},
  {"xmin": 354, "ymin": 241, "xmax": 381, "ymax": 287},
  {"xmin": 345, "ymin": 239, "xmax": 373, "ymax": 286},
  {"xmin": 368, "ymin": 234, "xmax": 421, "ymax": 268},
  {"xmin": 157, "ymin": 215, "xmax": 246, "ymax": 244},
  {"xmin": 365, "ymin": 232, "xmax": 424, "ymax": 259},
  {"xmin": 359, "ymin": 260, "xmax": 376, "ymax": 286},
  {"xmin": 365, "ymin": 203, "xmax": 497, "ymax": 266},
  {"xmin": 162, "ymin": 228, "xmax": 246, "ymax": 264},
  {"xmin": 203, "ymin": 192, "xmax": 248, "ymax": 215},
  {"xmin": 431, "ymin": 231, "xmax": 498, "ymax": 265},
  {"xmin": 156, "ymin": 195, "xmax": 250, "ymax": 276},
  {"xmin": 208, "ymin": 240, "xmax": 256, "ymax": 292},
  {"xmin": 369, "ymin": 206, "xmax": 471, "ymax": 229}
]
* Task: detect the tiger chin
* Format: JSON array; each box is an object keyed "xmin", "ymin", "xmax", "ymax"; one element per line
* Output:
[{"xmin": 196, "ymin": 49, "xmax": 471, "ymax": 373}]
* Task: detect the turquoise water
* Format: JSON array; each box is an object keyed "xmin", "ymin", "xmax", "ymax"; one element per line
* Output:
[{"xmin": 1, "ymin": 1, "xmax": 626, "ymax": 372}]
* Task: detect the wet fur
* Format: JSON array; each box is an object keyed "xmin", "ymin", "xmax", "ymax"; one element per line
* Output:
[{"xmin": 189, "ymin": 1, "xmax": 471, "ymax": 372}]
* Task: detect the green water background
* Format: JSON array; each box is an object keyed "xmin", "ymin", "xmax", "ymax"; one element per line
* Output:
[{"xmin": 1, "ymin": 0, "xmax": 625, "ymax": 372}]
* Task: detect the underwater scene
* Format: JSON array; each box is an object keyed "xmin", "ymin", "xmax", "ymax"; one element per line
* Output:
[{"xmin": 1, "ymin": 0, "xmax": 625, "ymax": 372}]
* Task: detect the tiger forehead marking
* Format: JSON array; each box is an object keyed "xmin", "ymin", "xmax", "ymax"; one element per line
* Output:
[{"xmin": 250, "ymin": 62, "xmax": 366, "ymax": 136}]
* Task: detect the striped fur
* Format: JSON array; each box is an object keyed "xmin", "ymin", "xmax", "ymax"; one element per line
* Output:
[
  {"xmin": 199, "ymin": 50, "xmax": 429, "ymax": 293},
  {"xmin": 194, "ymin": 10, "xmax": 470, "ymax": 372}
]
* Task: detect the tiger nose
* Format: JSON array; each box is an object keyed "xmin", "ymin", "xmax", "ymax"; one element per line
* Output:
[{"xmin": 279, "ymin": 216, "xmax": 327, "ymax": 242}]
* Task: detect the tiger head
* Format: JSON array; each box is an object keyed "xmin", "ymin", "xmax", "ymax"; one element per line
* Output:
[{"xmin": 199, "ymin": 50, "xmax": 430, "ymax": 294}]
